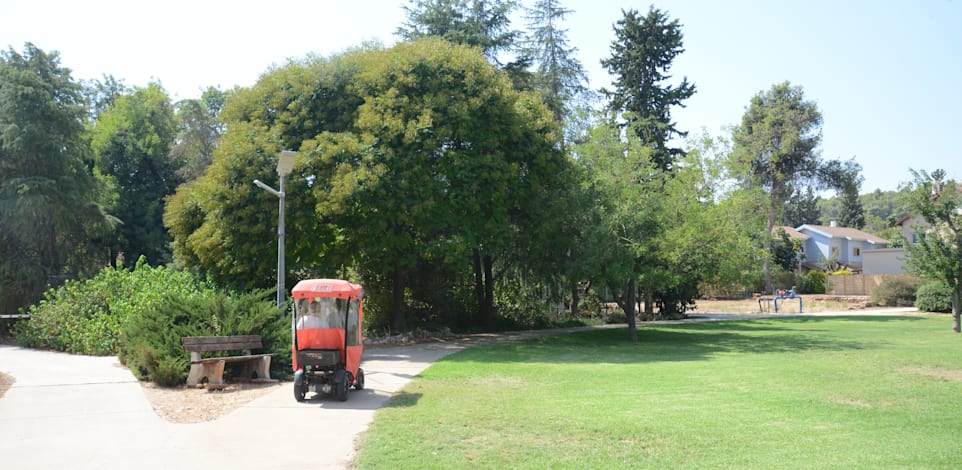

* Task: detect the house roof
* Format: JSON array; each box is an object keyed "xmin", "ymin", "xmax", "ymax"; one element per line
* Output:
[
  {"xmin": 796, "ymin": 224, "xmax": 889, "ymax": 245},
  {"xmin": 894, "ymin": 214, "xmax": 914, "ymax": 226},
  {"xmin": 774, "ymin": 226, "xmax": 810, "ymax": 240}
]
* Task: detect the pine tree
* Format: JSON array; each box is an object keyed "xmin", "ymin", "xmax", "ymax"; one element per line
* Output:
[
  {"xmin": 523, "ymin": 0, "xmax": 587, "ymax": 144},
  {"xmin": 783, "ymin": 187, "xmax": 821, "ymax": 227},
  {"xmin": 601, "ymin": 7, "xmax": 695, "ymax": 172},
  {"xmin": 838, "ymin": 186, "xmax": 865, "ymax": 229},
  {"xmin": 0, "ymin": 43, "xmax": 115, "ymax": 312},
  {"xmin": 397, "ymin": 0, "xmax": 519, "ymax": 64}
]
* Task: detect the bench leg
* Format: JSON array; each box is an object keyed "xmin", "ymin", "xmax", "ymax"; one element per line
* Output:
[
  {"xmin": 238, "ymin": 356, "xmax": 273, "ymax": 382},
  {"xmin": 186, "ymin": 360, "xmax": 226, "ymax": 387}
]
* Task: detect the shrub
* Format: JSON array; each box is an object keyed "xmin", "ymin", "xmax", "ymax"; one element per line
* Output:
[
  {"xmin": 870, "ymin": 276, "xmax": 921, "ymax": 307},
  {"xmin": 13, "ymin": 257, "xmax": 291, "ymax": 386},
  {"xmin": 797, "ymin": 271, "xmax": 827, "ymax": 295},
  {"xmin": 14, "ymin": 257, "xmax": 211, "ymax": 356},
  {"xmin": 915, "ymin": 281, "xmax": 953, "ymax": 313},
  {"xmin": 119, "ymin": 289, "xmax": 290, "ymax": 386}
]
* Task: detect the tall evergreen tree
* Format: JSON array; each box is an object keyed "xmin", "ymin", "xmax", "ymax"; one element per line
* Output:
[
  {"xmin": 397, "ymin": 0, "xmax": 533, "ymax": 90},
  {"xmin": 730, "ymin": 82, "xmax": 822, "ymax": 294},
  {"xmin": 601, "ymin": 7, "xmax": 695, "ymax": 172},
  {"xmin": 523, "ymin": 0, "xmax": 587, "ymax": 144},
  {"xmin": 397, "ymin": 0, "xmax": 519, "ymax": 63},
  {"xmin": 91, "ymin": 83, "xmax": 180, "ymax": 265},
  {"xmin": 838, "ymin": 186, "xmax": 865, "ymax": 229},
  {"xmin": 782, "ymin": 187, "xmax": 821, "ymax": 227},
  {"xmin": 0, "ymin": 43, "xmax": 114, "ymax": 312}
]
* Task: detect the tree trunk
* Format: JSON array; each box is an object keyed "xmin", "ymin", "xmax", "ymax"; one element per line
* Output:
[
  {"xmin": 952, "ymin": 288, "xmax": 961, "ymax": 333},
  {"xmin": 472, "ymin": 249, "xmax": 484, "ymax": 325},
  {"xmin": 569, "ymin": 280, "xmax": 580, "ymax": 318},
  {"xmin": 472, "ymin": 249, "xmax": 496, "ymax": 327},
  {"xmin": 644, "ymin": 290, "xmax": 655, "ymax": 321},
  {"xmin": 764, "ymin": 198, "xmax": 777, "ymax": 295},
  {"xmin": 625, "ymin": 279, "xmax": 638, "ymax": 342},
  {"xmin": 482, "ymin": 254, "xmax": 495, "ymax": 327},
  {"xmin": 391, "ymin": 260, "xmax": 406, "ymax": 331}
]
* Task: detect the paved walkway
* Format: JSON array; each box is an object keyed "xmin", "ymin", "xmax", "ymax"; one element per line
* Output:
[{"xmin": 0, "ymin": 308, "xmax": 919, "ymax": 469}]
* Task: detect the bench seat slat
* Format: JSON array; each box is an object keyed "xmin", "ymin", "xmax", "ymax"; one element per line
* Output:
[
  {"xmin": 190, "ymin": 353, "xmax": 275, "ymax": 364},
  {"xmin": 182, "ymin": 335, "xmax": 263, "ymax": 352}
]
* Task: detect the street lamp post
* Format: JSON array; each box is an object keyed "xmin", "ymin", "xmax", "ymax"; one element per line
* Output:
[{"xmin": 254, "ymin": 150, "xmax": 298, "ymax": 313}]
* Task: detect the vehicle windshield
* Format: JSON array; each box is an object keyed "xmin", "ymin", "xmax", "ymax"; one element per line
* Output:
[{"xmin": 294, "ymin": 297, "xmax": 346, "ymax": 330}]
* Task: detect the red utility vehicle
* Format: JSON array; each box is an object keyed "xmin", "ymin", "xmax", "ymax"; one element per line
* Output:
[{"xmin": 291, "ymin": 279, "xmax": 364, "ymax": 401}]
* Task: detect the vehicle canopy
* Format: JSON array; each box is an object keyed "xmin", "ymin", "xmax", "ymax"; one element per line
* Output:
[
  {"xmin": 292, "ymin": 278, "xmax": 363, "ymax": 300},
  {"xmin": 292, "ymin": 279, "xmax": 363, "ymax": 331}
]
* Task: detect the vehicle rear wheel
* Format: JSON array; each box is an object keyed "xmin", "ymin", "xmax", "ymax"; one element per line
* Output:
[
  {"xmin": 354, "ymin": 368, "xmax": 365, "ymax": 390},
  {"xmin": 294, "ymin": 383, "xmax": 307, "ymax": 402},
  {"xmin": 334, "ymin": 370, "xmax": 349, "ymax": 402}
]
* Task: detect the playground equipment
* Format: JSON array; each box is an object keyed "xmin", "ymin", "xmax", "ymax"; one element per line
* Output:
[
  {"xmin": 758, "ymin": 287, "xmax": 803, "ymax": 313},
  {"xmin": 291, "ymin": 279, "xmax": 364, "ymax": 402}
]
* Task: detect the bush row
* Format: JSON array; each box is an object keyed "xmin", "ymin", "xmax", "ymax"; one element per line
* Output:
[
  {"xmin": 867, "ymin": 277, "xmax": 955, "ymax": 313},
  {"xmin": 13, "ymin": 257, "xmax": 290, "ymax": 386}
]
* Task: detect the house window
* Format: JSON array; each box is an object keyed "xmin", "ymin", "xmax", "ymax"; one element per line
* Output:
[
  {"xmin": 912, "ymin": 233, "xmax": 919, "ymax": 244},
  {"xmin": 831, "ymin": 247, "xmax": 840, "ymax": 257},
  {"xmin": 854, "ymin": 248, "xmax": 861, "ymax": 257}
]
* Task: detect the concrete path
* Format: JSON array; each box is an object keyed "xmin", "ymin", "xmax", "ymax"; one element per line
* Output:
[{"xmin": 0, "ymin": 308, "xmax": 920, "ymax": 469}]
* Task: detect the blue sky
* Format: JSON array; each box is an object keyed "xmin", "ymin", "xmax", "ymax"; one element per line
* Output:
[{"xmin": 3, "ymin": 0, "xmax": 959, "ymax": 192}]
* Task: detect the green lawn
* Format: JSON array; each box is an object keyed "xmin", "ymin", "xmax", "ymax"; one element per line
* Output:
[{"xmin": 357, "ymin": 316, "xmax": 962, "ymax": 469}]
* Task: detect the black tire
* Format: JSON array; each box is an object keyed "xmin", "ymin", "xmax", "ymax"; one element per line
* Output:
[
  {"xmin": 334, "ymin": 370, "xmax": 349, "ymax": 402},
  {"xmin": 354, "ymin": 368, "xmax": 365, "ymax": 390},
  {"xmin": 294, "ymin": 383, "xmax": 307, "ymax": 402}
]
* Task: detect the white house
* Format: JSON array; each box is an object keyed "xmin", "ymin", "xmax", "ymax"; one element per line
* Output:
[
  {"xmin": 794, "ymin": 222, "xmax": 889, "ymax": 272},
  {"xmin": 862, "ymin": 248, "xmax": 907, "ymax": 274}
]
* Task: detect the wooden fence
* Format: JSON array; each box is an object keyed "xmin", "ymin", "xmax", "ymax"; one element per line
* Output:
[{"xmin": 826, "ymin": 274, "xmax": 915, "ymax": 296}]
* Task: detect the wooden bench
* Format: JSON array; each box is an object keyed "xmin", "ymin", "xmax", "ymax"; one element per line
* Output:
[{"xmin": 182, "ymin": 335, "xmax": 276, "ymax": 388}]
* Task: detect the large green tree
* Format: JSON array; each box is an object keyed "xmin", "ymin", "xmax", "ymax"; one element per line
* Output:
[
  {"xmin": 730, "ymin": 82, "xmax": 824, "ymax": 293},
  {"xmin": 577, "ymin": 121, "xmax": 759, "ymax": 341},
  {"xmin": 91, "ymin": 83, "xmax": 180, "ymax": 265},
  {"xmin": 600, "ymin": 7, "xmax": 695, "ymax": 172},
  {"xmin": 904, "ymin": 169, "xmax": 962, "ymax": 332},
  {"xmin": 165, "ymin": 39, "xmax": 568, "ymax": 330},
  {"xmin": 0, "ymin": 43, "xmax": 115, "ymax": 312}
]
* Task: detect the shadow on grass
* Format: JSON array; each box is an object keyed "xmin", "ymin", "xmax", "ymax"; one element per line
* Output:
[
  {"xmin": 383, "ymin": 391, "xmax": 422, "ymax": 408},
  {"xmin": 440, "ymin": 316, "xmax": 926, "ymax": 365}
]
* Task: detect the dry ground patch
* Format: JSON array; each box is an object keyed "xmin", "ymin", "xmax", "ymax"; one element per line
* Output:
[{"xmin": 140, "ymin": 381, "xmax": 284, "ymax": 423}]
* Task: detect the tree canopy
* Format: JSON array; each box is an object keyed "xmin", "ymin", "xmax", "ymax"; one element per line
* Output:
[
  {"xmin": 90, "ymin": 82, "xmax": 180, "ymax": 265},
  {"xmin": 0, "ymin": 43, "xmax": 115, "ymax": 313},
  {"xmin": 522, "ymin": 0, "xmax": 588, "ymax": 144},
  {"xmin": 904, "ymin": 169, "xmax": 962, "ymax": 332},
  {"xmin": 601, "ymin": 7, "xmax": 695, "ymax": 172},
  {"xmin": 165, "ymin": 38, "xmax": 570, "ymax": 329}
]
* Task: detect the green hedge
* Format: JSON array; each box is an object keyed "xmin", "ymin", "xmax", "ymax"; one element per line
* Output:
[
  {"xmin": 14, "ymin": 257, "xmax": 290, "ymax": 386},
  {"xmin": 797, "ymin": 271, "xmax": 826, "ymax": 295},
  {"xmin": 119, "ymin": 290, "xmax": 290, "ymax": 386},
  {"xmin": 14, "ymin": 257, "xmax": 208, "ymax": 355}
]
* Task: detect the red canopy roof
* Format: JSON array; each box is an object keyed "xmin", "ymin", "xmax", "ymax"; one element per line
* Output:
[{"xmin": 291, "ymin": 279, "xmax": 363, "ymax": 299}]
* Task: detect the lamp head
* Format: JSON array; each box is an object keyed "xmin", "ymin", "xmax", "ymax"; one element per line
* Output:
[{"xmin": 277, "ymin": 150, "xmax": 297, "ymax": 177}]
